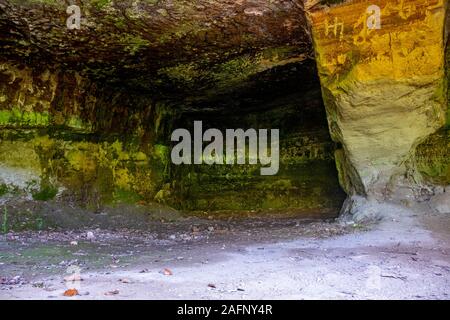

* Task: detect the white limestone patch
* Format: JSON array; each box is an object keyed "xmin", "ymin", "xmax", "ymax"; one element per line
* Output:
[{"xmin": 0, "ymin": 164, "xmax": 40, "ymax": 191}]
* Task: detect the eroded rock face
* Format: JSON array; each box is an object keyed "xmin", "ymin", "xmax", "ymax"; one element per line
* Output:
[
  {"xmin": 1, "ymin": 0, "xmax": 448, "ymax": 219},
  {"xmin": 0, "ymin": 0, "xmax": 311, "ymax": 102},
  {"xmin": 0, "ymin": 58, "xmax": 345, "ymax": 212},
  {"xmin": 307, "ymin": 0, "xmax": 448, "ymax": 213},
  {"xmin": 0, "ymin": 0, "xmax": 346, "ymax": 214}
]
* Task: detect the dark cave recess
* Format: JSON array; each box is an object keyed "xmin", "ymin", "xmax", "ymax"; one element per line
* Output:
[{"xmin": 0, "ymin": 0, "xmax": 346, "ymax": 215}]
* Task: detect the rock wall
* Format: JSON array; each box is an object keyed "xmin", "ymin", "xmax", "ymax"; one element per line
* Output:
[
  {"xmin": 0, "ymin": 1, "xmax": 346, "ymax": 215},
  {"xmin": 307, "ymin": 0, "xmax": 449, "ymax": 217},
  {"xmin": 0, "ymin": 61, "xmax": 173, "ymax": 209},
  {"xmin": 0, "ymin": 59, "xmax": 345, "ymax": 213},
  {"xmin": 4, "ymin": 0, "xmax": 448, "ymax": 219}
]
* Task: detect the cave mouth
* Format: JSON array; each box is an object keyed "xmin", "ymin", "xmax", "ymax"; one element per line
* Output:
[
  {"xmin": 0, "ymin": 56, "xmax": 346, "ymax": 219},
  {"xmin": 0, "ymin": 0, "xmax": 347, "ymax": 221},
  {"xmin": 167, "ymin": 59, "xmax": 347, "ymax": 217}
]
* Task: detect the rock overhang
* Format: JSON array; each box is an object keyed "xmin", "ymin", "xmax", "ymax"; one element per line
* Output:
[
  {"xmin": 0, "ymin": 0, "xmax": 314, "ymax": 107},
  {"xmin": 0, "ymin": 0, "xmax": 448, "ymax": 217}
]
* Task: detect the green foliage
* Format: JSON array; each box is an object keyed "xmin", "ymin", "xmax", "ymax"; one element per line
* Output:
[
  {"xmin": 32, "ymin": 186, "xmax": 58, "ymax": 201},
  {"xmin": 92, "ymin": 0, "xmax": 111, "ymax": 10},
  {"xmin": 0, "ymin": 184, "xmax": 8, "ymax": 197},
  {"xmin": 36, "ymin": 217, "xmax": 44, "ymax": 230},
  {"xmin": 2, "ymin": 207, "xmax": 8, "ymax": 234},
  {"xmin": 113, "ymin": 189, "xmax": 143, "ymax": 204},
  {"xmin": 446, "ymin": 41, "xmax": 450, "ymax": 128}
]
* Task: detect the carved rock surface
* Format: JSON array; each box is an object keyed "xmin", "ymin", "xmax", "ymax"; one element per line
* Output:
[{"xmin": 308, "ymin": 0, "xmax": 448, "ymax": 205}]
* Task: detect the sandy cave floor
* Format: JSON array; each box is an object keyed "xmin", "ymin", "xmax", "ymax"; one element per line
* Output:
[{"xmin": 0, "ymin": 205, "xmax": 449, "ymax": 300}]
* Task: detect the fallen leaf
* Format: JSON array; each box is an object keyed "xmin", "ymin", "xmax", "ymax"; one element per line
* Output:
[
  {"xmin": 63, "ymin": 288, "xmax": 79, "ymax": 297},
  {"xmin": 163, "ymin": 268, "xmax": 173, "ymax": 276}
]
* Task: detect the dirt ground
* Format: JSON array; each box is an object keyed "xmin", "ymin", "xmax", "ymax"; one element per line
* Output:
[{"xmin": 0, "ymin": 201, "xmax": 449, "ymax": 300}]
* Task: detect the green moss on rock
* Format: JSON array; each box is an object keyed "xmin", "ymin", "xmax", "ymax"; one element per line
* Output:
[
  {"xmin": 416, "ymin": 128, "xmax": 450, "ymax": 185},
  {"xmin": 0, "ymin": 109, "xmax": 50, "ymax": 127}
]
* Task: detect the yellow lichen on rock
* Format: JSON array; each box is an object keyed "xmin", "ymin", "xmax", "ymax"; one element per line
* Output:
[{"xmin": 308, "ymin": 0, "xmax": 448, "ymax": 198}]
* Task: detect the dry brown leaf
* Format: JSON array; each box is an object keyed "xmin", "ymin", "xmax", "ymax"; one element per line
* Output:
[
  {"xmin": 63, "ymin": 288, "xmax": 79, "ymax": 297},
  {"xmin": 163, "ymin": 268, "xmax": 173, "ymax": 276}
]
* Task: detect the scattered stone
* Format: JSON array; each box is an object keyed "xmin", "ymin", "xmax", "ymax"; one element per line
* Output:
[
  {"xmin": 430, "ymin": 192, "xmax": 450, "ymax": 214},
  {"xmin": 104, "ymin": 289, "xmax": 119, "ymax": 296},
  {"xmin": 32, "ymin": 282, "xmax": 44, "ymax": 288},
  {"xmin": 44, "ymin": 285, "xmax": 57, "ymax": 292},
  {"xmin": 0, "ymin": 276, "xmax": 27, "ymax": 286},
  {"xmin": 86, "ymin": 231, "xmax": 95, "ymax": 240}
]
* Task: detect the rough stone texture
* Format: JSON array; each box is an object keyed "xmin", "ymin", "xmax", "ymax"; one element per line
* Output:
[
  {"xmin": 430, "ymin": 188, "xmax": 450, "ymax": 214},
  {"xmin": 416, "ymin": 128, "xmax": 450, "ymax": 186},
  {"xmin": 0, "ymin": 0, "xmax": 346, "ymax": 214},
  {"xmin": 307, "ymin": 0, "xmax": 448, "ymax": 212},
  {"xmin": 0, "ymin": 0, "xmax": 311, "ymax": 103},
  {"xmin": 1, "ymin": 0, "xmax": 448, "ymax": 218}
]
